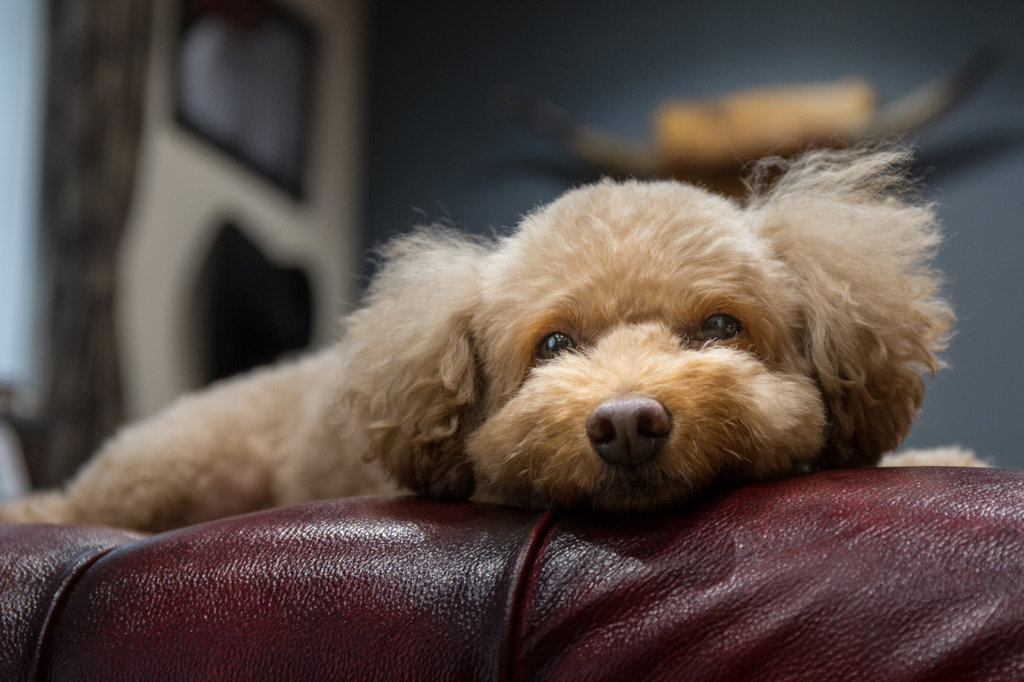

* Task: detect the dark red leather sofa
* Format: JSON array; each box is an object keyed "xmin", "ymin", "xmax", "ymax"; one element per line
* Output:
[{"xmin": 3, "ymin": 467, "xmax": 1024, "ymax": 681}]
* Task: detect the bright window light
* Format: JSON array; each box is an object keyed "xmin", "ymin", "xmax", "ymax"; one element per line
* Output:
[{"xmin": 0, "ymin": 0, "xmax": 45, "ymax": 389}]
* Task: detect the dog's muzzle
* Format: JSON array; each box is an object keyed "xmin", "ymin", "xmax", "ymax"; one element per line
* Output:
[{"xmin": 586, "ymin": 396, "xmax": 672, "ymax": 467}]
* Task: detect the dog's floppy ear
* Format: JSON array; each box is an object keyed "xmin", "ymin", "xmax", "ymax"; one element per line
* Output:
[
  {"xmin": 747, "ymin": 147, "xmax": 953, "ymax": 468},
  {"xmin": 340, "ymin": 228, "xmax": 490, "ymax": 498}
]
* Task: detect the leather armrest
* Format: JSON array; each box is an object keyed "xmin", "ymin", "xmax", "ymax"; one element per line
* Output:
[{"xmin": 2, "ymin": 468, "xmax": 1023, "ymax": 681}]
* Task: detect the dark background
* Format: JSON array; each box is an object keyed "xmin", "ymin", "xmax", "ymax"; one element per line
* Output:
[{"xmin": 362, "ymin": 0, "xmax": 1024, "ymax": 467}]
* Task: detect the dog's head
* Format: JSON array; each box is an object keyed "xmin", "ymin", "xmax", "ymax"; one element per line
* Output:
[{"xmin": 341, "ymin": 147, "xmax": 952, "ymax": 511}]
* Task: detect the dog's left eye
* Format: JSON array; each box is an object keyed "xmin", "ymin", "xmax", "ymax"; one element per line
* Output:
[
  {"xmin": 535, "ymin": 332, "xmax": 576, "ymax": 361},
  {"xmin": 697, "ymin": 314, "xmax": 742, "ymax": 342}
]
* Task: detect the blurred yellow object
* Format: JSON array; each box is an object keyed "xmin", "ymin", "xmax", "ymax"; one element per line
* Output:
[
  {"xmin": 502, "ymin": 43, "xmax": 1004, "ymax": 193},
  {"xmin": 653, "ymin": 78, "xmax": 878, "ymax": 167}
]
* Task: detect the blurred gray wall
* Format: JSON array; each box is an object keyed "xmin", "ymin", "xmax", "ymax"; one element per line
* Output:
[{"xmin": 363, "ymin": 0, "xmax": 1024, "ymax": 467}]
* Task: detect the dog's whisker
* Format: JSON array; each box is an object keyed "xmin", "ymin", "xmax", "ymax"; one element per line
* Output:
[{"xmin": 723, "ymin": 448, "xmax": 750, "ymax": 463}]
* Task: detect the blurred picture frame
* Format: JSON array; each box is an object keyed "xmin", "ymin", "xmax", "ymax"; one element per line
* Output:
[{"xmin": 174, "ymin": 0, "xmax": 316, "ymax": 199}]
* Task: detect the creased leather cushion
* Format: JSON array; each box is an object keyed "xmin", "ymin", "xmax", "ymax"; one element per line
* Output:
[
  {"xmin": 37, "ymin": 497, "xmax": 549, "ymax": 682},
  {"xmin": 5, "ymin": 469, "xmax": 1024, "ymax": 682},
  {"xmin": 0, "ymin": 524, "xmax": 144, "ymax": 681},
  {"xmin": 513, "ymin": 467, "xmax": 1024, "ymax": 681}
]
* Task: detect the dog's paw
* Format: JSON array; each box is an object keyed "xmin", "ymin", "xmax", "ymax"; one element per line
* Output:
[{"xmin": 879, "ymin": 445, "xmax": 991, "ymax": 468}]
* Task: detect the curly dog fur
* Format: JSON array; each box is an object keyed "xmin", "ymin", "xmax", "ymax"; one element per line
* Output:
[{"xmin": 0, "ymin": 147, "xmax": 986, "ymax": 531}]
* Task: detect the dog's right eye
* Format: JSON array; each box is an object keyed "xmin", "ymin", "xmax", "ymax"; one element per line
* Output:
[
  {"xmin": 697, "ymin": 314, "xmax": 742, "ymax": 342},
  {"xmin": 535, "ymin": 332, "xmax": 576, "ymax": 361}
]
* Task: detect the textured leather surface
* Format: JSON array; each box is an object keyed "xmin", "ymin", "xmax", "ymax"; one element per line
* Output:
[
  {"xmin": 3, "ymin": 469, "xmax": 1024, "ymax": 681},
  {"xmin": 0, "ymin": 524, "xmax": 144, "ymax": 682},
  {"xmin": 37, "ymin": 497, "xmax": 550, "ymax": 682},
  {"xmin": 513, "ymin": 467, "xmax": 1024, "ymax": 681}
]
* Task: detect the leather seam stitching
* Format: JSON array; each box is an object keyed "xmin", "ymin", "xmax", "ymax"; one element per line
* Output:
[
  {"xmin": 502, "ymin": 507, "xmax": 564, "ymax": 682},
  {"xmin": 28, "ymin": 542, "xmax": 125, "ymax": 682}
]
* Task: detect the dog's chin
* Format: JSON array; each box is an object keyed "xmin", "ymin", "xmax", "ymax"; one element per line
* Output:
[
  {"xmin": 466, "ymin": 344, "xmax": 827, "ymax": 513},
  {"xmin": 470, "ymin": 443, "xmax": 760, "ymax": 514},
  {"xmin": 542, "ymin": 459, "xmax": 712, "ymax": 513}
]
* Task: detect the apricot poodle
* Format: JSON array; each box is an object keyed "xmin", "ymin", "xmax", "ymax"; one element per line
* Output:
[{"xmin": 0, "ymin": 147, "xmax": 984, "ymax": 531}]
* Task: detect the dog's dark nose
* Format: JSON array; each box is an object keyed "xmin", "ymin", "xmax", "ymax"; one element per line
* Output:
[{"xmin": 586, "ymin": 396, "xmax": 672, "ymax": 466}]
